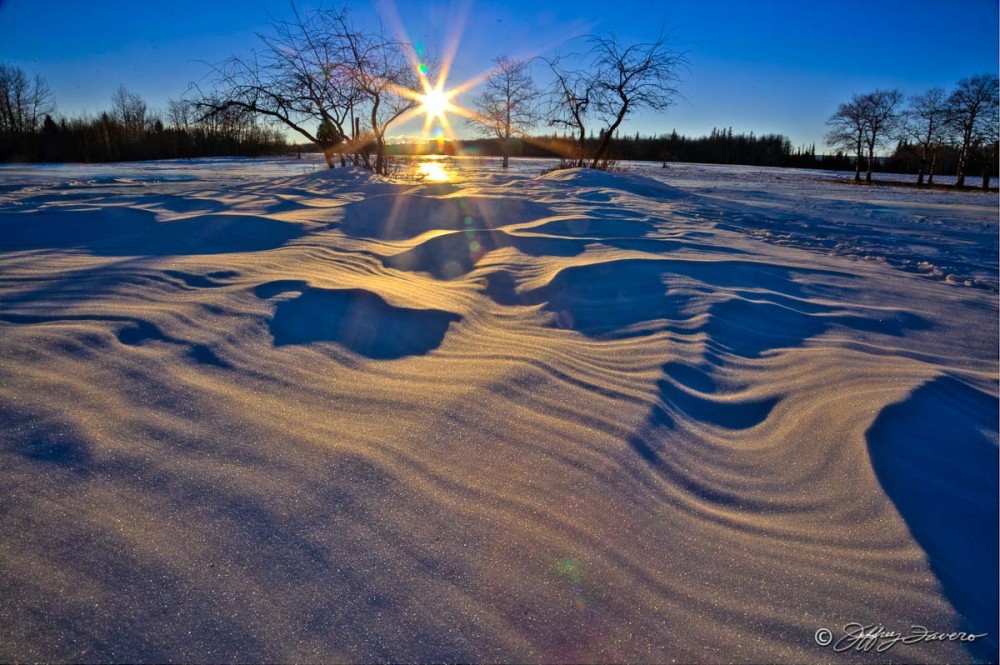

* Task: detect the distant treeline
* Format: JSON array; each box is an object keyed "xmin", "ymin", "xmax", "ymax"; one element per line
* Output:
[
  {"xmin": 386, "ymin": 127, "xmax": 995, "ymax": 179},
  {"xmin": 0, "ymin": 65, "xmax": 286, "ymax": 163},
  {"xmin": 1, "ymin": 114, "xmax": 288, "ymax": 163},
  {"xmin": 380, "ymin": 130, "xmax": 847, "ymax": 170}
]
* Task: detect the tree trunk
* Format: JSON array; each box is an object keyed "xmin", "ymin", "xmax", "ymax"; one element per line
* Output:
[
  {"xmin": 591, "ymin": 126, "xmax": 614, "ymax": 169},
  {"xmin": 370, "ymin": 102, "xmax": 383, "ymax": 175},
  {"xmin": 591, "ymin": 105, "xmax": 628, "ymax": 169},
  {"xmin": 853, "ymin": 139, "xmax": 861, "ymax": 182},
  {"xmin": 928, "ymin": 152, "xmax": 937, "ymax": 185},
  {"xmin": 982, "ymin": 164, "xmax": 992, "ymax": 190},
  {"xmin": 503, "ymin": 117, "xmax": 511, "ymax": 169},
  {"xmin": 955, "ymin": 130, "xmax": 971, "ymax": 188},
  {"xmin": 916, "ymin": 153, "xmax": 926, "ymax": 185},
  {"xmin": 353, "ymin": 117, "xmax": 361, "ymax": 166},
  {"xmin": 865, "ymin": 144, "xmax": 875, "ymax": 183},
  {"xmin": 375, "ymin": 138, "xmax": 385, "ymax": 175},
  {"xmin": 323, "ymin": 148, "xmax": 334, "ymax": 168}
]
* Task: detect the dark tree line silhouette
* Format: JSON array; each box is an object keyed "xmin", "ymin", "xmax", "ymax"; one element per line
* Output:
[
  {"xmin": 390, "ymin": 129, "xmax": 839, "ymax": 170},
  {"xmin": 0, "ymin": 71, "xmax": 286, "ymax": 163}
]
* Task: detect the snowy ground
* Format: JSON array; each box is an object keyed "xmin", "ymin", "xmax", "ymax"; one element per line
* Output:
[{"xmin": 0, "ymin": 156, "xmax": 997, "ymax": 663}]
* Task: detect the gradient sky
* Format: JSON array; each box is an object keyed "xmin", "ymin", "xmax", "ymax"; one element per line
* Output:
[{"xmin": 1, "ymin": 0, "xmax": 997, "ymax": 150}]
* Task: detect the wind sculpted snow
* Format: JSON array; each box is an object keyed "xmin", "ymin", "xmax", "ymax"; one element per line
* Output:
[{"xmin": 0, "ymin": 157, "xmax": 997, "ymax": 663}]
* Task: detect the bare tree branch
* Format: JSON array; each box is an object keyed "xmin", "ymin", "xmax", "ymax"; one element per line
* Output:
[
  {"xmin": 0, "ymin": 63, "xmax": 55, "ymax": 133},
  {"xmin": 469, "ymin": 55, "xmax": 540, "ymax": 168},
  {"xmin": 904, "ymin": 87, "xmax": 948, "ymax": 185},
  {"xmin": 946, "ymin": 73, "xmax": 999, "ymax": 187},
  {"xmin": 587, "ymin": 31, "xmax": 686, "ymax": 167},
  {"xmin": 540, "ymin": 31, "xmax": 685, "ymax": 169},
  {"xmin": 542, "ymin": 54, "xmax": 594, "ymax": 167},
  {"xmin": 195, "ymin": 3, "xmax": 358, "ymax": 168}
]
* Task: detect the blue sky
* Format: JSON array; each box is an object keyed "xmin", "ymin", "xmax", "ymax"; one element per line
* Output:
[{"xmin": 1, "ymin": 0, "xmax": 996, "ymax": 149}]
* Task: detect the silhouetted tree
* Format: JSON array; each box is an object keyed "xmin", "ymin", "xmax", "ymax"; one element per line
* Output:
[
  {"xmin": 859, "ymin": 89, "xmax": 903, "ymax": 183},
  {"xmin": 199, "ymin": 3, "xmax": 420, "ymax": 174},
  {"xmin": 543, "ymin": 55, "xmax": 594, "ymax": 166},
  {"xmin": 945, "ymin": 73, "xmax": 999, "ymax": 188},
  {"xmin": 587, "ymin": 32, "xmax": 685, "ymax": 168},
  {"xmin": 469, "ymin": 55, "xmax": 540, "ymax": 168},
  {"xmin": 166, "ymin": 98, "xmax": 192, "ymax": 131},
  {"xmin": 111, "ymin": 85, "xmax": 148, "ymax": 141},
  {"xmin": 825, "ymin": 95, "xmax": 867, "ymax": 182},
  {"xmin": 541, "ymin": 32, "xmax": 683, "ymax": 170},
  {"xmin": 904, "ymin": 87, "xmax": 948, "ymax": 185},
  {"xmin": 0, "ymin": 63, "xmax": 55, "ymax": 133},
  {"xmin": 198, "ymin": 4, "xmax": 357, "ymax": 167},
  {"xmin": 975, "ymin": 96, "xmax": 998, "ymax": 190},
  {"xmin": 333, "ymin": 9, "xmax": 420, "ymax": 175}
]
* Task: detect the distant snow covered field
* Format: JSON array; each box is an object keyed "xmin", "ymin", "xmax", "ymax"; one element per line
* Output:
[{"xmin": 0, "ymin": 156, "xmax": 996, "ymax": 663}]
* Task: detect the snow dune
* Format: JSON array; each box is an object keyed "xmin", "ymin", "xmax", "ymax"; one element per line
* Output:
[{"xmin": 0, "ymin": 158, "xmax": 996, "ymax": 663}]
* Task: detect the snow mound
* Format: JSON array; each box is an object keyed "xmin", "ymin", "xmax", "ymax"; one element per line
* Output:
[{"xmin": 536, "ymin": 167, "xmax": 688, "ymax": 199}]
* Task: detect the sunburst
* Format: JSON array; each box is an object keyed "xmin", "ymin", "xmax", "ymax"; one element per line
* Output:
[
  {"xmin": 419, "ymin": 85, "xmax": 453, "ymax": 121},
  {"xmin": 390, "ymin": 68, "xmax": 481, "ymax": 143},
  {"xmin": 379, "ymin": 0, "xmax": 590, "ymax": 151}
]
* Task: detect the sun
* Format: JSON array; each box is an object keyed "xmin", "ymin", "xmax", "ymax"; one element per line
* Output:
[
  {"xmin": 379, "ymin": 1, "xmax": 510, "ymax": 141},
  {"xmin": 418, "ymin": 83, "xmax": 460, "ymax": 127},
  {"xmin": 421, "ymin": 87, "xmax": 450, "ymax": 120}
]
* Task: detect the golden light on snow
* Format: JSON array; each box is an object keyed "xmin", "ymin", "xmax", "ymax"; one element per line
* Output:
[{"xmin": 416, "ymin": 157, "xmax": 451, "ymax": 182}]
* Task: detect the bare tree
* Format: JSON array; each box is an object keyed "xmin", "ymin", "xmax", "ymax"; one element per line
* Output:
[
  {"xmin": 543, "ymin": 55, "xmax": 593, "ymax": 167},
  {"xmin": 825, "ymin": 90, "xmax": 902, "ymax": 183},
  {"xmin": 539, "ymin": 32, "xmax": 683, "ymax": 170},
  {"xmin": 469, "ymin": 55, "xmax": 539, "ymax": 168},
  {"xmin": 198, "ymin": 4, "xmax": 357, "ymax": 168},
  {"xmin": 825, "ymin": 95, "xmax": 867, "ymax": 182},
  {"xmin": 199, "ymin": 4, "xmax": 421, "ymax": 174},
  {"xmin": 111, "ymin": 85, "xmax": 148, "ymax": 139},
  {"xmin": 0, "ymin": 63, "xmax": 55, "ymax": 133},
  {"xmin": 945, "ymin": 73, "xmax": 999, "ymax": 188},
  {"xmin": 904, "ymin": 87, "xmax": 948, "ymax": 185},
  {"xmin": 859, "ymin": 89, "xmax": 903, "ymax": 183},
  {"xmin": 587, "ymin": 32, "xmax": 685, "ymax": 168},
  {"xmin": 334, "ymin": 11, "xmax": 421, "ymax": 175},
  {"xmin": 166, "ymin": 98, "xmax": 192, "ymax": 131},
  {"xmin": 975, "ymin": 98, "xmax": 998, "ymax": 190}
]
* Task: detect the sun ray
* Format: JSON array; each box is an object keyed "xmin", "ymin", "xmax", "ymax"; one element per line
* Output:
[
  {"xmin": 433, "ymin": 1, "xmax": 472, "ymax": 92},
  {"xmin": 379, "ymin": 0, "xmax": 593, "ymax": 143}
]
